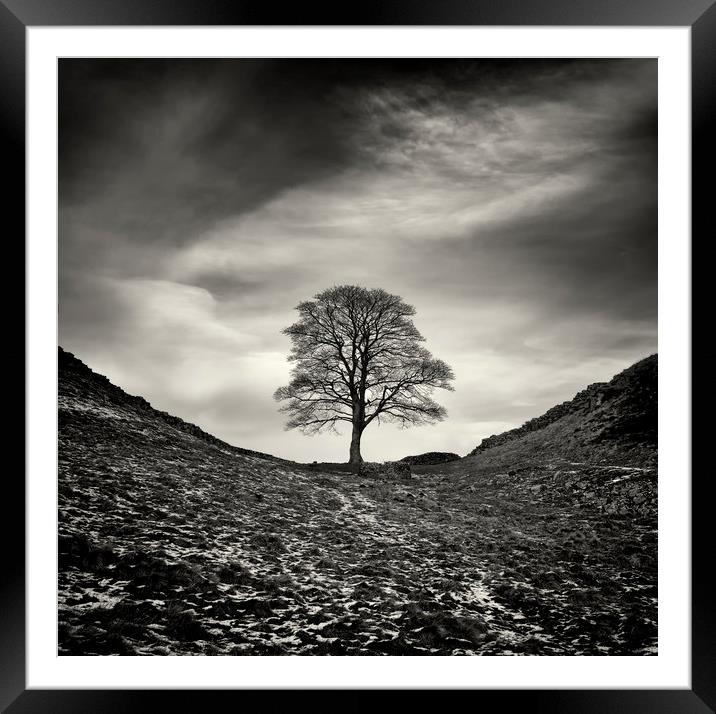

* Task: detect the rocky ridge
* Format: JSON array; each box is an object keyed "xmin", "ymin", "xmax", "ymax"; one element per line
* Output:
[
  {"xmin": 465, "ymin": 354, "xmax": 657, "ymax": 469},
  {"xmin": 59, "ymin": 347, "xmax": 288, "ymax": 465}
]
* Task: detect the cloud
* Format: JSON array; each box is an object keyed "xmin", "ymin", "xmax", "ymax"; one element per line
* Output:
[{"xmin": 61, "ymin": 276, "xmax": 259, "ymax": 399}]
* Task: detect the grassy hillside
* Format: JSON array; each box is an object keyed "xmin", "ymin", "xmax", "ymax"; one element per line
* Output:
[
  {"xmin": 58, "ymin": 348, "xmax": 657, "ymax": 656},
  {"xmin": 417, "ymin": 355, "xmax": 657, "ymax": 477}
]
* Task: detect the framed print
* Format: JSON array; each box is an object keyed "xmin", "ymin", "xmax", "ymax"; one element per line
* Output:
[{"xmin": 8, "ymin": 1, "xmax": 714, "ymax": 712}]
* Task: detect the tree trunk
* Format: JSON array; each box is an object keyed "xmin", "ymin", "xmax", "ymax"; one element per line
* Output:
[{"xmin": 349, "ymin": 422, "xmax": 363, "ymax": 466}]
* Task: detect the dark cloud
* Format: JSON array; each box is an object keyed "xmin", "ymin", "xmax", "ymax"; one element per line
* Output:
[
  {"xmin": 60, "ymin": 61, "xmax": 350, "ymax": 249},
  {"xmin": 59, "ymin": 59, "xmax": 657, "ymax": 461}
]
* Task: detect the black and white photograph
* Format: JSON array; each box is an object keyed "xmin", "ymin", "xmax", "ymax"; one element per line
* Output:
[{"xmin": 58, "ymin": 58, "xmax": 658, "ymax": 657}]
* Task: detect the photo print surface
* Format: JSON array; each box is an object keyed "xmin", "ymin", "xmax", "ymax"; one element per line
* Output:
[{"xmin": 58, "ymin": 58, "xmax": 657, "ymax": 656}]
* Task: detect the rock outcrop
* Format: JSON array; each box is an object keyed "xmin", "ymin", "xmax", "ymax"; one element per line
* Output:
[{"xmin": 400, "ymin": 452, "xmax": 460, "ymax": 466}]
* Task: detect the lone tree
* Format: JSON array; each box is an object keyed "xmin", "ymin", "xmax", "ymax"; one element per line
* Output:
[{"xmin": 274, "ymin": 285, "xmax": 455, "ymax": 465}]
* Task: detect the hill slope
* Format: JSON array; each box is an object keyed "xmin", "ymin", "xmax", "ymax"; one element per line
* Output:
[
  {"xmin": 59, "ymin": 347, "xmax": 288, "ymax": 464},
  {"xmin": 435, "ymin": 354, "xmax": 656, "ymax": 477},
  {"xmin": 58, "ymin": 348, "xmax": 657, "ymax": 656}
]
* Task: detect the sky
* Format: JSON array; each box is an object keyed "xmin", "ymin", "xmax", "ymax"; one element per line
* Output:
[{"xmin": 58, "ymin": 59, "xmax": 658, "ymax": 463}]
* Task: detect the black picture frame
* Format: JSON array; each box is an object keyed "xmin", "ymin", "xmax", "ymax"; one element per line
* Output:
[{"xmin": 7, "ymin": 1, "xmax": 713, "ymax": 712}]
